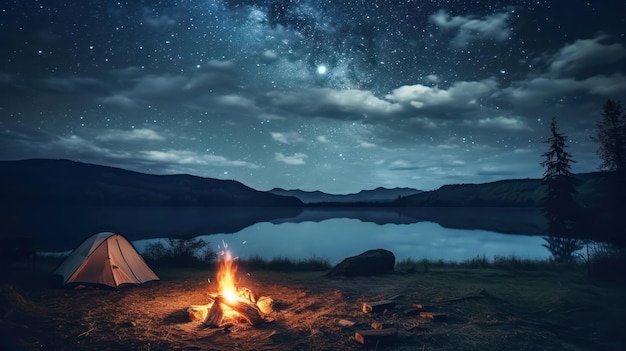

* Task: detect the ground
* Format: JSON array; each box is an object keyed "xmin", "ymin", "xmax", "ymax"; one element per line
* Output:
[{"xmin": 1, "ymin": 259, "xmax": 625, "ymax": 350}]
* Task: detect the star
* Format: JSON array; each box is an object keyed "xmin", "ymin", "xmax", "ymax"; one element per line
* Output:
[{"xmin": 0, "ymin": 0, "xmax": 624, "ymax": 193}]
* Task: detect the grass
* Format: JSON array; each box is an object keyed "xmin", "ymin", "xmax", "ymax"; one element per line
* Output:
[
  {"xmin": 4, "ymin": 252, "xmax": 626, "ymax": 350},
  {"xmin": 396, "ymin": 255, "xmax": 568, "ymax": 273},
  {"xmin": 238, "ymin": 255, "xmax": 332, "ymax": 272}
]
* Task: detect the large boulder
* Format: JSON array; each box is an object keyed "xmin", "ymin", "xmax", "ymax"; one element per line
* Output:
[{"xmin": 327, "ymin": 249, "xmax": 395, "ymax": 277}]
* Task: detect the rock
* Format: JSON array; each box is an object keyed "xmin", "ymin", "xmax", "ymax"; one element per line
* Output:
[
  {"xmin": 327, "ymin": 249, "xmax": 395, "ymax": 277},
  {"xmin": 256, "ymin": 296, "xmax": 274, "ymax": 314}
]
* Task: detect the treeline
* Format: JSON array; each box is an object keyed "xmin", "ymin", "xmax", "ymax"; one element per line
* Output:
[{"xmin": 540, "ymin": 99, "xmax": 626, "ymax": 247}]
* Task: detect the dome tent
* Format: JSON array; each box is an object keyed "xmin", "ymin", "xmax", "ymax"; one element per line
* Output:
[{"xmin": 54, "ymin": 232, "xmax": 159, "ymax": 288}]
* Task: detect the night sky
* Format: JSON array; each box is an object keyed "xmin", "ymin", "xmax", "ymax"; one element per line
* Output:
[{"xmin": 2, "ymin": 1, "xmax": 625, "ymax": 193}]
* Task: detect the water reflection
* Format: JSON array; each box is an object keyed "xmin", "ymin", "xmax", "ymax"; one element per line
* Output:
[
  {"xmin": 134, "ymin": 218, "xmax": 551, "ymax": 264},
  {"xmin": 10, "ymin": 206, "xmax": 553, "ymax": 262}
]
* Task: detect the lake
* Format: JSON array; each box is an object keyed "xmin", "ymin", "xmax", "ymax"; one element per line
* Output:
[
  {"xmin": 134, "ymin": 218, "xmax": 551, "ymax": 264},
  {"xmin": 9, "ymin": 206, "xmax": 552, "ymax": 262}
]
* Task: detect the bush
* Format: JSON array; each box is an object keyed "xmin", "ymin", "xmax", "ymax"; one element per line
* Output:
[
  {"xmin": 584, "ymin": 243, "xmax": 626, "ymax": 281},
  {"xmin": 143, "ymin": 237, "xmax": 216, "ymax": 267}
]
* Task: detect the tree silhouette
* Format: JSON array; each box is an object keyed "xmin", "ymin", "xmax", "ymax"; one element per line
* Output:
[
  {"xmin": 543, "ymin": 236, "xmax": 582, "ymax": 262},
  {"xmin": 592, "ymin": 99, "xmax": 626, "ymax": 172},
  {"xmin": 540, "ymin": 118, "xmax": 580, "ymax": 239},
  {"xmin": 591, "ymin": 100, "xmax": 626, "ymax": 246}
]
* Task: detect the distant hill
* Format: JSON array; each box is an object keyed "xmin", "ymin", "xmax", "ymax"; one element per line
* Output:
[
  {"xmin": 269, "ymin": 187, "xmax": 423, "ymax": 204},
  {"xmin": 394, "ymin": 172, "xmax": 612, "ymax": 208},
  {"xmin": 0, "ymin": 158, "xmax": 615, "ymax": 209},
  {"xmin": 0, "ymin": 159, "xmax": 302, "ymax": 207}
]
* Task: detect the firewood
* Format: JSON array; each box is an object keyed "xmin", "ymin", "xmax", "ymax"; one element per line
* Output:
[
  {"xmin": 220, "ymin": 297, "xmax": 265, "ymax": 326},
  {"xmin": 419, "ymin": 312, "xmax": 446, "ymax": 322},
  {"xmin": 203, "ymin": 297, "xmax": 225, "ymax": 328},
  {"xmin": 354, "ymin": 328, "xmax": 398, "ymax": 345},
  {"xmin": 412, "ymin": 303, "xmax": 434, "ymax": 310},
  {"xmin": 362, "ymin": 300, "xmax": 396, "ymax": 313}
]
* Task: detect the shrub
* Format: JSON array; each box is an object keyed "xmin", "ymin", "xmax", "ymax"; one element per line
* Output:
[
  {"xmin": 143, "ymin": 237, "xmax": 216, "ymax": 267},
  {"xmin": 583, "ymin": 242, "xmax": 626, "ymax": 281}
]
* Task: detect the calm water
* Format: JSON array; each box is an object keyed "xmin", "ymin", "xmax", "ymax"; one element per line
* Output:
[
  {"xmin": 134, "ymin": 215, "xmax": 551, "ymax": 264},
  {"xmin": 11, "ymin": 206, "xmax": 551, "ymax": 262}
]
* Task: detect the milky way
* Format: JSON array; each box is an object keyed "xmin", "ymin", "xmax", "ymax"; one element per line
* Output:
[{"xmin": 1, "ymin": 1, "xmax": 625, "ymax": 192}]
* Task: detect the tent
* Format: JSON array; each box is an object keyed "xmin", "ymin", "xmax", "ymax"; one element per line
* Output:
[{"xmin": 54, "ymin": 232, "xmax": 159, "ymax": 288}]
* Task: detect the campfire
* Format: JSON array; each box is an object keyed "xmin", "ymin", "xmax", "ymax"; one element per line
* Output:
[{"xmin": 187, "ymin": 248, "xmax": 272, "ymax": 328}]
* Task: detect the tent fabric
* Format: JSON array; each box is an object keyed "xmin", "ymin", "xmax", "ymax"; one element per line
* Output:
[{"xmin": 54, "ymin": 232, "xmax": 159, "ymax": 287}]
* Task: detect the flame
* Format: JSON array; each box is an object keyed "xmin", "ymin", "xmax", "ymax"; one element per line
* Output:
[{"xmin": 217, "ymin": 250, "xmax": 238, "ymax": 303}]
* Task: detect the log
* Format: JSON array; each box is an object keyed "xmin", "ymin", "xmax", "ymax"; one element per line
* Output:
[
  {"xmin": 412, "ymin": 303, "xmax": 434, "ymax": 310},
  {"xmin": 419, "ymin": 312, "xmax": 447, "ymax": 322},
  {"xmin": 188, "ymin": 304, "xmax": 210, "ymax": 321},
  {"xmin": 362, "ymin": 300, "xmax": 396, "ymax": 313},
  {"xmin": 220, "ymin": 297, "xmax": 265, "ymax": 326},
  {"xmin": 354, "ymin": 328, "xmax": 398, "ymax": 345},
  {"xmin": 203, "ymin": 298, "xmax": 225, "ymax": 328}
]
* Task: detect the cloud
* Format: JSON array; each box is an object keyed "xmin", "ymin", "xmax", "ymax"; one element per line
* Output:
[
  {"xmin": 214, "ymin": 94, "xmax": 255, "ymax": 108},
  {"xmin": 261, "ymin": 49, "xmax": 279, "ymax": 62},
  {"xmin": 142, "ymin": 7, "xmax": 176, "ymax": 27},
  {"xmin": 98, "ymin": 94, "xmax": 137, "ymax": 108},
  {"xmin": 359, "ymin": 141, "xmax": 376, "ymax": 148},
  {"xmin": 271, "ymin": 132, "xmax": 305, "ymax": 144},
  {"xmin": 386, "ymin": 78, "xmax": 498, "ymax": 109},
  {"xmin": 97, "ymin": 62, "xmax": 238, "ymax": 108},
  {"xmin": 502, "ymin": 73, "xmax": 626, "ymax": 106},
  {"xmin": 96, "ymin": 128, "xmax": 166, "ymax": 142},
  {"xmin": 139, "ymin": 150, "xmax": 257, "ymax": 168},
  {"xmin": 316, "ymin": 135, "xmax": 329, "ymax": 143},
  {"xmin": 425, "ymin": 74, "xmax": 441, "ymax": 84},
  {"xmin": 546, "ymin": 35, "xmax": 626, "ymax": 77},
  {"xmin": 275, "ymin": 152, "xmax": 307, "ymax": 165},
  {"xmin": 54, "ymin": 135, "xmax": 129, "ymax": 159},
  {"xmin": 469, "ymin": 116, "xmax": 531, "ymax": 131},
  {"xmin": 267, "ymin": 88, "xmax": 401, "ymax": 119},
  {"xmin": 388, "ymin": 159, "xmax": 422, "ymax": 171},
  {"xmin": 42, "ymin": 77, "xmax": 106, "ymax": 94},
  {"xmin": 0, "ymin": 126, "xmax": 256, "ymax": 173},
  {"xmin": 206, "ymin": 60, "xmax": 235, "ymax": 69},
  {"xmin": 430, "ymin": 10, "xmax": 510, "ymax": 48},
  {"xmin": 143, "ymin": 15, "xmax": 176, "ymax": 27}
]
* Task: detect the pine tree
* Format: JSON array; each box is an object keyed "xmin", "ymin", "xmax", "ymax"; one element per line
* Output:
[
  {"xmin": 542, "ymin": 236, "xmax": 582, "ymax": 262},
  {"xmin": 592, "ymin": 99, "xmax": 626, "ymax": 172},
  {"xmin": 591, "ymin": 100, "xmax": 626, "ymax": 246},
  {"xmin": 540, "ymin": 118, "xmax": 580, "ymax": 239}
]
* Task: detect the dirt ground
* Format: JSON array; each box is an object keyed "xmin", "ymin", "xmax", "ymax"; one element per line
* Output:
[{"xmin": 1, "ymin": 260, "xmax": 625, "ymax": 351}]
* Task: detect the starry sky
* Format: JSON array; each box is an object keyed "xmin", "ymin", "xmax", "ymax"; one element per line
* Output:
[{"xmin": 1, "ymin": 1, "xmax": 626, "ymax": 193}]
